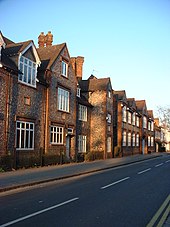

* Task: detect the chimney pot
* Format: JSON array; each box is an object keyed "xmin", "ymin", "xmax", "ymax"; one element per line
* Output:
[
  {"xmin": 46, "ymin": 31, "xmax": 53, "ymax": 47},
  {"xmin": 38, "ymin": 32, "xmax": 46, "ymax": 48}
]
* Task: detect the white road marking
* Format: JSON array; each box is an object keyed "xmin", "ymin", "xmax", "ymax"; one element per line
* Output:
[
  {"xmin": 137, "ymin": 168, "xmax": 151, "ymax": 175},
  {"xmin": 165, "ymin": 160, "xmax": 170, "ymax": 163},
  {"xmin": 155, "ymin": 163, "xmax": 163, "ymax": 167},
  {"xmin": 0, "ymin": 197, "xmax": 79, "ymax": 227},
  {"xmin": 101, "ymin": 177, "xmax": 130, "ymax": 189}
]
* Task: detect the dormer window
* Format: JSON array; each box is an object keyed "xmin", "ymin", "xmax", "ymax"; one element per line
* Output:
[
  {"xmin": 18, "ymin": 56, "xmax": 37, "ymax": 87},
  {"xmin": 62, "ymin": 60, "xmax": 68, "ymax": 77}
]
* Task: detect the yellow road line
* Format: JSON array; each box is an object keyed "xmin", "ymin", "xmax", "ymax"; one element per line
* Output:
[
  {"xmin": 157, "ymin": 204, "xmax": 170, "ymax": 227},
  {"xmin": 146, "ymin": 194, "xmax": 170, "ymax": 227}
]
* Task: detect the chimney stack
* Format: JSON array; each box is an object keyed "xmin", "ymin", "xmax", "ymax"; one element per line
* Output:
[
  {"xmin": 46, "ymin": 31, "xmax": 53, "ymax": 47},
  {"xmin": 70, "ymin": 56, "xmax": 84, "ymax": 81},
  {"xmin": 38, "ymin": 32, "xmax": 46, "ymax": 48}
]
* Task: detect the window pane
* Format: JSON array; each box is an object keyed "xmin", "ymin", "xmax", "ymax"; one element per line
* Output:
[
  {"xmin": 16, "ymin": 129, "xmax": 20, "ymax": 148},
  {"xmin": 21, "ymin": 130, "xmax": 25, "ymax": 148},
  {"xmin": 26, "ymin": 131, "xmax": 29, "ymax": 148},
  {"xmin": 30, "ymin": 131, "xmax": 33, "ymax": 148},
  {"xmin": 18, "ymin": 56, "xmax": 36, "ymax": 87}
]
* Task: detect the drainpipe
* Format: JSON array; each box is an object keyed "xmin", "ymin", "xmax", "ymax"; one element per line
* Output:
[
  {"xmin": 5, "ymin": 72, "xmax": 11, "ymax": 154},
  {"xmin": 44, "ymin": 70, "xmax": 50, "ymax": 154}
]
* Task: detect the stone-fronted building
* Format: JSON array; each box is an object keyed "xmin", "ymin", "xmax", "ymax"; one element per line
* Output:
[{"xmin": 79, "ymin": 75, "xmax": 113, "ymax": 159}]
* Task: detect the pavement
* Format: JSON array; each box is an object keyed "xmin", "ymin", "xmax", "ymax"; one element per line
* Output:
[{"xmin": 0, "ymin": 152, "xmax": 169, "ymax": 226}]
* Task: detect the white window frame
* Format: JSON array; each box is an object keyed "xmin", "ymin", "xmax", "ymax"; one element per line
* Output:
[
  {"xmin": 132, "ymin": 113, "xmax": 136, "ymax": 126},
  {"xmin": 132, "ymin": 133, "xmax": 135, "ymax": 147},
  {"xmin": 77, "ymin": 87, "xmax": 81, "ymax": 97},
  {"xmin": 151, "ymin": 137, "xmax": 154, "ymax": 146},
  {"xmin": 148, "ymin": 121, "xmax": 151, "ymax": 131},
  {"xmin": 18, "ymin": 55, "xmax": 37, "ymax": 87},
  {"xmin": 122, "ymin": 106, "xmax": 127, "ymax": 122},
  {"xmin": 136, "ymin": 134, "xmax": 139, "ymax": 147},
  {"xmin": 148, "ymin": 136, "xmax": 151, "ymax": 146},
  {"xmin": 78, "ymin": 135, "xmax": 86, "ymax": 153},
  {"xmin": 151, "ymin": 121, "xmax": 154, "ymax": 131},
  {"xmin": 58, "ymin": 87, "xmax": 69, "ymax": 112},
  {"xmin": 108, "ymin": 90, "xmax": 111, "ymax": 98},
  {"xmin": 50, "ymin": 126, "xmax": 63, "ymax": 145},
  {"xmin": 143, "ymin": 116, "xmax": 147, "ymax": 129},
  {"xmin": 122, "ymin": 131, "xmax": 126, "ymax": 146},
  {"xmin": 79, "ymin": 104, "xmax": 87, "ymax": 121},
  {"xmin": 128, "ymin": 111, "xmax": 132, "ymax": 124},
  {"xmin": 128, "ymin": 132, "xmax": 131, "ymax": 146},
  {"xmin": 107, "ymin": 113, "xmax": 111, "ymax": 123},
  {"xmin": 61, "ymin": 60, "xmax": 68, "ymax": 77},
  {"xmin": 136, "ymin": 116, "xmax": 140, "ymax": 127},
  {"xmin": 16, "ymin": 121, "xmax": 34, "ymax": 150},
  {"xmin": 107, "ymin": 137, "xmax": 111, "ymax": 153}
]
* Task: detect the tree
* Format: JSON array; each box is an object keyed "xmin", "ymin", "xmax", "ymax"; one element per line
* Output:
[{"xmin": 156, "ymin": 106, "xmax": 170, "ymax": 130}]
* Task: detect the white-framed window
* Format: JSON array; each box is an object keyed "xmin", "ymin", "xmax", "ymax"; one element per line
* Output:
[
  {"xmin": 107, "ymin": 113, "xmax": 111, "ymax": 123},
  {"xmin": 77, "ymin": 87, "xmax": 81, "ymax": 97},
  {"xmin": 108, "ymin": 90, "xmax": 111, "ymax": 98},
  {"xmin": 107, "ymin": 137, "xmax": 111, "ymax": 153},
  {"xmin": 148, "ymin": 136, "xmax": 151, "ymax": 146},
  {"xmin": 128, "ymin": 132, "xmax": 131, "ymax": 146},
  {"xmin": 151, "ymin": 137, "xmax": 154, "ymax": 146},
  {"xmin": 16, "ymin": 121, "xmax": 34, "ymax": 150},
  {"xmin": 128, "ymin": 111, "xmax": 132, "ymax": 124},
  {"xmin": 79, "ymin": 104, "xmax": 87, "ymax": 121},
  {"xmin": 132, "ymin": 133, "xmax": 135, "ymax": 147},
  {"xmin": 78, "ymin": 135, "xmax": 86, "ymax": 153},
  {"xmin": 50, "ymin": 126, "xmax": 63, "ymax": 144},
  {"xmin": 61, "ymin": 60, "xmax": 68, "ymax": 77},
  {"xmin": 136, "ymin": 116, "xmax": 140, "ymax": 127},
  {"xmin": 58, "ymin": 88, "xmax": 69, "ymax": 112},
  {"xmin": 151, "ymin": 121, "xmax": 154, "ymax": 131},
  {"xmin": 122, "ymin": 106, "xmax": 127, "ymax": 122},
  {"xmin": 148, "ymin": 121, "xmax": 151, "ymax": 131},
  {"xmin": 18, "ymin": 56, "xmax": 37, "ymax": 87},
  {"xmin": 122, "ymin": 131, "xmax": 126, "ymax": 146},
  {"xmin": 132, "ymin": 113, "xmax": 136, "ymax": 126},
  {"xmin": 143, "ymin": 116, "xmax": 147, "ymax": 128},
  {"xmin": 136, "ymin": 134, "xmax": 139, "ymax": 147}
]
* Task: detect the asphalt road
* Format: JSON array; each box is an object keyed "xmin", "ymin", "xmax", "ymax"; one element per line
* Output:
[{"xmin": 0, "ymin": 155, "xmax": 170, "ymax": 227}]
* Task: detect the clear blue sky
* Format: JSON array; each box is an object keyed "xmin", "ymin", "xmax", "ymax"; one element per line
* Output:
[{"xmin": 1, "ymin": 0, "xmax": 170, "ymax": 115}]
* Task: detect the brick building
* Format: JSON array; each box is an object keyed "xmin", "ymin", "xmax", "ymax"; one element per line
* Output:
[
  {"xmin": 113, "ymin": 91, "xmax": 155, "ymax": 156},
  {"xmin": 0, "ymin": 31, "xmax": 157, "ymax": 169},
  {"xmin": 113, "ymin": 91, "xmax": 141, "ymax": 156}
]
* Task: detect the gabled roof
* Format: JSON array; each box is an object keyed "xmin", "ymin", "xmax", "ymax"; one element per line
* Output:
[
  {"xmin": 113, "ymin": 90, "xmax": 127, "ymax": 103},
  {"xmin": 147, "ymin": 110, "xmax": 154, "ymax": 119},
  {"xmin": 0, "ymin": 31, "xmax": 14, "ymax": 45},
  {"xmin": 37, "ymin": 43, "xmax": 66, "ymax": 70},
  {"xmin": 1, "ymin": 32, "xmax": 41, "ymax": 73},
  {"xmin": 127, "ymin": 98, "xmax": 137, "ymax": 110},
  {"xmin": 4, "ymin": 40, "xmax": 33, "ymax": 57},
  {"xmin": 79, "ymin": 75, "xmax": 111, "ymax": 92},
  {"xmin": 136, "ymin": 100, "xmax": 147, "ymax": 115}
]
